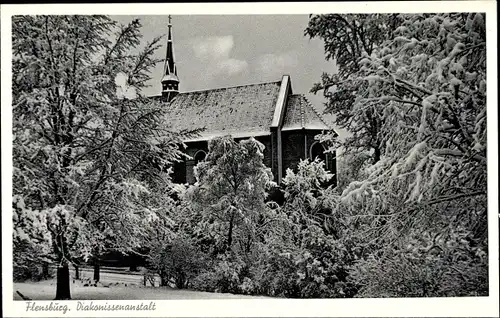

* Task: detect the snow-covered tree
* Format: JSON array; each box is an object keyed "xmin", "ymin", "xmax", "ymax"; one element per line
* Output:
[
  {"xmin": 142, "ymin": 182, "xmax": 208, "ymax": 288},
  {"xmin": 306, "ymin": 14, "xmax": 402, "ymax": 163},
  {"xmin": 12, "ymin": 16, "xmax": 189, "ymax": 299},
  {"xmin": 187, "ymin": 136, "xmax": 274, "ymax": 255},
  {"xmin": 254, "ymin": 159, "xmax": 356, "ymax": 298},
  {"xmin": 320, "ymin": 13, "xmax": 487, "ymax": 296}
]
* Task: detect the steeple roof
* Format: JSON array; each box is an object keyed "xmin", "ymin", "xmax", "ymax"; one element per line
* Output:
[{"xmin": 162, "ymin": 15, "xmax": 178, "ymax": 80}]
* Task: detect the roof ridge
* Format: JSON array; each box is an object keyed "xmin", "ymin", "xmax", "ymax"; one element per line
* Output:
[
  {"xmin": 147, "ymin": 80, "xmax": 282, "ymax": 99},
  {"xmin": 178, "ymin": 80, "xmax": 282, "ymax": 95},
  {"xmin": 302, "ymin": 95, "xmax": 333, "ymax": 130}
]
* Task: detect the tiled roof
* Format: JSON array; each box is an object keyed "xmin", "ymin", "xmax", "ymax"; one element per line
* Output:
[
  {"xmin": 157, "ymin": 81, "xmax": 281, "ymax": 142},
  {"xmin": 282, "ymin": 94, "xmax": 331, "ymax": 131}
]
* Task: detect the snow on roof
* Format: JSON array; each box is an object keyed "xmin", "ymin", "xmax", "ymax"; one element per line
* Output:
[
  {"xmin": 159, "ymin": 81, "xmax": 281, "ymax": 141},
  {"xmin": 282, "ymin": 94, "xmax": 332, "ymax": 131}
]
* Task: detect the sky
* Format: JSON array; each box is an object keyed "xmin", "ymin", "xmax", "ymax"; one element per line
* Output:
[{"xmin": 111, "ymin": 15, "xmax": 338, "ymax": 120}]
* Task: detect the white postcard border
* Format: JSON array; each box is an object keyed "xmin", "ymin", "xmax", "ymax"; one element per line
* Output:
[{"xmin": 1, "ymin": 2, "xmax": 498, "ymax": 317}]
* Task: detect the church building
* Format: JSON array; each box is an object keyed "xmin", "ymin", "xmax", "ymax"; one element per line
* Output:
[{"xmin": 154, "ymin": 18, "xmax": 337, "ymax": 185}]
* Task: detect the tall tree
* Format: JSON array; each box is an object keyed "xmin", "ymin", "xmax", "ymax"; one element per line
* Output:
[
  {"xmin": 12, "ymin": 15, "xmax": 189, "ymax": 299},
  {"xmin": 306, "ymin": 14, "xmax": 401, "ymax": 163},
  {"xmin": 329, "ymin": 13, "xmax": 487, "ymax": 296},
  {"xmin": 187, "ymin": 136, "xmax": 274, "ymax": 255}
]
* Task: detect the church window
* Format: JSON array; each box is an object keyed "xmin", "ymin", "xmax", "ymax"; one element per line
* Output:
[
  {"xmin": 310, "ymin": 141, "xmax": 329, "ymax": 170},
  {"xmin": 194, "ymin": 150, "xmax": 207, "ymax": 165}
]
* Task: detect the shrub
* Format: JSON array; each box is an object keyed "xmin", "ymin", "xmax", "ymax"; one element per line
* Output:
[
  {"xmin": 13, "ymin": 239, "xmax": 54, "ymax": 282},
  {"xmin": 254, "ymin": 229, "xmax": 357, "ymax": 298},
  {"xmin": 148, "ymin": 235, "xmax": 207, "ymax": 289},
  {"xmin": 13, "ymin": 262, "xmax": 54, "ymax": 282},
  {"xmin": 191, "ymin": 253, "xmax": 248, "ymax": 294},
  {"xmin": 253, "ymin": 249, "xmax": 302, "ymax": 297},
  {"xmin": 249, "ymin": 159, "xmax": 357, "ymax": 298},
  {"xmin": 349, "ymin": 228, "xmax": 489, "ymax": 297}
]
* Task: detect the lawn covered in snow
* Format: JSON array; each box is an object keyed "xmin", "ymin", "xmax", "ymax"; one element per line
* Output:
[{"xmin": 14, "ymin": 278, "xmax": 268, "ymax": 300}]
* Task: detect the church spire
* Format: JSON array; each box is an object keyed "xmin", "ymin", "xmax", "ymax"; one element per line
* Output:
[{"xmin": 161, "ymin": 15, "xmax": 179, "ymax": 102}]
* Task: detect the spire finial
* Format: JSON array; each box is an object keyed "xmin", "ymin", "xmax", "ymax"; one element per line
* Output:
[{"xmin": 168, "ymin": 15, "xmax": 172, "ymax": 26}]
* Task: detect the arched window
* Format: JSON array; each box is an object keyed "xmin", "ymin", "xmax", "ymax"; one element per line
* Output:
[
  {"xmin": 310, "ymin": 141, "xmax": 329, "ymax": 169},
  {"xmin": 194, "ymin": 150, "xmax": 207, "ymax": 165}
]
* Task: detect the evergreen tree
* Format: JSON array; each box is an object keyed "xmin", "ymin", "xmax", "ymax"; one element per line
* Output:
[{"xmin": 12, "ymin": 15, "xmax": 189, "ymax": 299}]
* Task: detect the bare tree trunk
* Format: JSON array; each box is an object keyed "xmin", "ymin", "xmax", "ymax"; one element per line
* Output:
[
  {"xmin": 55, "ymin": 262, "xmax": 71, "ymax": 300},
  {"xmin": 93, "ymin": 263, "xmax": 100, "ymax": 282},
  {"xmin": 176, "ymin": 270, "xmax": 186, "ymax": 289},
  {"xmin": 74, "ymin": 264, "xmax": 80, "ymax": 280},
  {"xmin": 93, "ymin": 255, "xmax": 100, "ymax": 282},
  {"xmin": 373, "ymin": 145, "xmax": 381, "ymax": 164},
  {"xmin": 227, "ymin": 212, "xmax": 235, "ymax": 250},
  {"xmin": 160, "ymin": 274, "xmax": 168, "ymax": 287},
  {"xmin": 42, "ymin": 262, "xmax": 50, "ymax": 280}
]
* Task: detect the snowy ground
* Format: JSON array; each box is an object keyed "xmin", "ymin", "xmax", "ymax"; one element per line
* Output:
[{"xmin": 13, "ymin": 268, "xmax": 267, "ymax": 300}]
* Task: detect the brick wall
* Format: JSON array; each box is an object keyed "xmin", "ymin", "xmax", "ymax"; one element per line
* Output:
[
  {"xmin": 171, "ymin": 137, "xmax": 274, "ymax": 185},
  {"xmin": 169, "ymin": 132, "xmax": 336, "ymax": 187},
  {"xmin": 172, "ymin": 160, "xmax": 187, "ymax": 184},
  {"xmin": 281, "ymin": 131, "xmax": 307, "ymax": 177},
  {"xmin": 169, "ymin": 140, "xmax": 208, "ymax": 184},
  {"xmin": 281, "ymin": 130, "xmax": 337, "ymax": 186}
]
